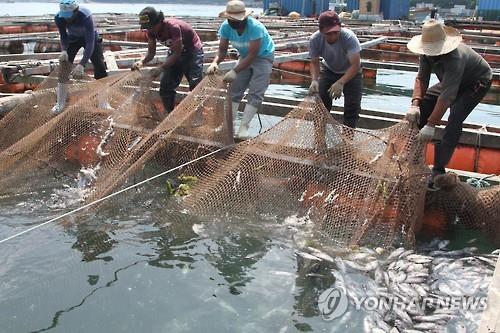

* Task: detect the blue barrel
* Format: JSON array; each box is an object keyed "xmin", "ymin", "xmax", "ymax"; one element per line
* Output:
[
  {"xmin": 380, "ymin": 0, "xmax": 409, "ymax": 19},
  {"xmin": 346, "ymin": 0, "xmax": 359, "ymax": 11},
  {"xmin": 263, "ymin": 0, "xmax": 329, "ymax": 17},
  {"xmin": 477, "ymin": 0, "xmax": 500, "ymax": 20},
  {"xmin": 477, "ymin": 0, "xmax": 500, "ymax": 10}
]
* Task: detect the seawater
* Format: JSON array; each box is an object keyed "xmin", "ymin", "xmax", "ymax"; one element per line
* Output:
[{"xmin": 0, "ymin": 2, "xmax": 262, "ymax": 17}]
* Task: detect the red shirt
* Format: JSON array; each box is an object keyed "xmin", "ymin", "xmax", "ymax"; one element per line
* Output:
[{"xmin": 147, "ymin": 18, "xmax": 202, "ymax": 53}]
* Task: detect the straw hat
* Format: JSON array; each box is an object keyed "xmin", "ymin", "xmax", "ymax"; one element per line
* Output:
[
  {"xmin": 407, "ymin": 20, "xmax": 462, "ymax": 56},
  {"xmin": 219, "ymin": 0, "xmax": 253, "ymax": 21}
]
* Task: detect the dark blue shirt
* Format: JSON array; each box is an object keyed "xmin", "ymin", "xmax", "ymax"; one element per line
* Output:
[{"xmin": 55, "ymin": 7, "xmax": 97, "ymax": 66}]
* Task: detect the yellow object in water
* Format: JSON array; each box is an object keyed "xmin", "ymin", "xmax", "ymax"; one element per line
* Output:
[
  {"xmin": 166, "ymin": 175, "xmax": 198, "ymax": 196},
  {"xmin": 288, "ymin": 11, "xmax": 300, "ymax": 19}
]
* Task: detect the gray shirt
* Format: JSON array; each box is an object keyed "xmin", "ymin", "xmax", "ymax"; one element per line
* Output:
[
  {"xmin": 417, "ymin": 43, "xmax": 492, "ymax": 104},
  {"xmin": 309, "ymin": 28, "xmax": 361, "ymax": 74}
]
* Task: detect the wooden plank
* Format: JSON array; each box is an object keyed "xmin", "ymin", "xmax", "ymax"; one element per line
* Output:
[{"xmin": 103, "ymin": 51, "xmax": 118, "ymax": 71}]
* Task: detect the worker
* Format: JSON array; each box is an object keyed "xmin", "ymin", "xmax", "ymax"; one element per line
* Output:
[
  {"xmin": 206, "ymin": 0, "xmax": 275, "ymax": 139},
  {"xmin": 132, "ymin": 7, "xmax": 204, "ymax": 114},
  {"xmin": 52, "ymin": 0, "xmax": 108, "ymax": 113},
  {"xmin": 405, "ymin": 20, "xmax": 492, "ymax": 188},
  {"xmin": 308, "ymin": 10, "xmax": 362, "ymax": 129}
]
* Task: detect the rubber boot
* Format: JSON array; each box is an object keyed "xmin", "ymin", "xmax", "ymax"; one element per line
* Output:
[
  {"xmin": 51, "ymin": 83, "xmax": 69, "ymax": 114},
  {"xmin": 236, "ymin": 104, "xmax": 258, "ymax": 139},
  {"xmin": 232, "ymin": 102, "xmax": 240, "ymax": 131}
]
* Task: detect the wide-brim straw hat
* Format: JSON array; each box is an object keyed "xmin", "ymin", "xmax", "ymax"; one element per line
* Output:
[
  {"xmin": 407, "ymin": 19, "xmax": 462, "ymax": 56},
  {"xmin": 219, "ymin": 0, "xmax": 253, "ymax": 21}
]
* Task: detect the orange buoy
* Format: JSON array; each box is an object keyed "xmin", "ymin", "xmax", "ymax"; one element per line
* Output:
[
  {"xmin": 0, "ymin": 26, "xmax": 23, "ymax": 34},
  {"xmin": 425, "ymin": 143, "xmax": 500, "ymax": 175},
  {"xmin": 482, "ymin": 53, "xmax": 500, "ymax": 64},
  {"xmin": 0, "ymin": 83, "xmax": 26, "ymax": 93},
  {"xmin": 279, "ymin": 60, "xmax": 308, "ymax": 73},
  {"xmin": 47, "ymin": 23, "xmax": 58, "ymax": 31},
  {"xmin": 362, "ymin": 68, "xmax": 377, "ymax": 80},
  {"xmin": 379, "ymin": 43, "xmax": 393, "ymax": 51},
  {"xmin": 126, "ymin": 30, "xmax": 148, "ymax": 42}
]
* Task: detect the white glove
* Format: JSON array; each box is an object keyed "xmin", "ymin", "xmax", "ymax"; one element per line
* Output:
[
  {"xmin": 416, "ymin": 125, "xmax": 435, "ymax": 142},
  {"xmin": 131, "ymin": 60, "xmax": 143, "ymax": 71},
  {"xmin": 405, "ymin": 105, "xmax": 420, "ymax": 123},
  {"xmin": 59, "ymin": 50, "xmax": 68, "ymax": 63},
  {"xmin": 206, "ymin": 62, "xmax": 219, "ymax": 75},
  {"xmin": 328, "ymin": 81, "xmax": 344, "ymax": 100},
  {"xmin": 223, "ymin": 69, "xmax": 237, "ymax": 83},
  {"xmin": 308, "ymin": 80, "xmax": 319, "ymax": 94},
  {"xmin": 71, "ymin": 64, "xmax": 85, "ymax": 79}
]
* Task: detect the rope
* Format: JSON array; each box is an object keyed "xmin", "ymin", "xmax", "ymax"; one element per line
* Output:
[
  {"xmin": 466, "ymin": 174, "xmax": 495, "ymax": 188},
  {"xmin": 473, "ymin": 124, "xmax": 488, "ymax": 173},
  {"xmin": 0, "ymin": 145, "xmax": 233, "ymax": 245}
]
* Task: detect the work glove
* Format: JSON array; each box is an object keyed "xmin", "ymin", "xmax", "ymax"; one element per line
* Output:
[
  {"xmin": 131, "ymin": 60, "xmax": 143, "ymax": 71},
  {"xmin": 223, "ymin": 69, "xmax": 237, "ymax": 83},
  {"xmin": 148, "ymin": 66, "xmax": 163, "ymax": 79},
  {"xmin": 206, "ymin": 62, "xmax": 219, "ymax": 75},
  {"xmin": 328, "ymin": 81, "xmax": 344, "ymax": 100},
  {"xmin": 405, "ymin": 105, "xmax": 420, "ymax": 123},
  {"xmin": 308, "ymin": 80, "xmax": 319, "ymax": 95},
  {"xmin": 59, "ymin": 50, "xmax": 68, "ymax": 63},
  {"xmin": 71, "ymin": 64, "xmax": 85, "ymax": 79},
  {"xmin": 416, "ymin": 125, "xmax": 435, "ymax": 142}
]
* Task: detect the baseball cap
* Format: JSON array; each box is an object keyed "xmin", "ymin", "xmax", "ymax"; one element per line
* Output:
[
  {"xmin": 59, "ymin": 0, "xmax": 78, "ymax": 19},
  {"xmin": 318, "ymin": 11, "xmax": 341, "ymax": 33},
  {"xmin": 139, "ymin": 7, "xmax": 163, "ymax": 30}
]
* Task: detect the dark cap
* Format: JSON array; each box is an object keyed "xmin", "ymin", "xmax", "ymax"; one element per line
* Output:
[
  {"xmin": 318, "ymin": 11, "xmax": 341, "ymax": 33},
  {"xmin": 139, "ymin": 7, "xmax": 164, "ymax": 30}
]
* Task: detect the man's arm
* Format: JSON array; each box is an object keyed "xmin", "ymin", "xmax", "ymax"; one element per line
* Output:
[
  {"xmin": 427, "ymin": 97, "xmax": 451, "ymax": 126},
  {"xmin": 142, "ymin": 38, "xmax": 157, "ymax": 65},
  {"xmin": 337, "ymin": 52, "xmax": 361, "ymax": 85},
  {"xmin": 212, "ymin": 38, "xmax": 229, "ymax": 65},
  {"xmin": 233, "ymin": 39, "xmax": 261, "ymax": 73},
  {"xmin": 411, "ymin": 56, "xmax": 432, "ymax": 106},
  {"xmin": 310, "ymin": 56, "xmax": 320, "ymax": 81},
  {"xmin": 80, "ymin": 15, "xmax": 96, "ymax": 66},
  {"xmin": 55, "ymin": 17, "xmax": 69, "ymax": 51}
]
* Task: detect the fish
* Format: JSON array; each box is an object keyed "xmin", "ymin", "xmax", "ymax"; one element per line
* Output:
[
  {"xmin": 388, "ymin": 247, "xmax": 405, "ymax": 261},
  {"xmin": 414, "ymin": 314, "xmax": 452, "ymax": 322},
  {"xmin": 304, "ymin": 247, "xmax": 335, "ymax": 262},
  {"xmin": 412, "ymin": 322, "xmax": 437, "ymax": 330}
]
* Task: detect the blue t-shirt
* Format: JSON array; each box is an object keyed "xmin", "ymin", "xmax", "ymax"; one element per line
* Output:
[{"xmin": 218, "ymin": 17, "xmax": 274, "ymax": 58}]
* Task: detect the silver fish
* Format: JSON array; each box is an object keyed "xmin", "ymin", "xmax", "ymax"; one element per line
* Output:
[
  {"xmin": 412, "ymin": 322, "xmax": 437, "ymax": 330},
  {"xmin": 388, "ymin": 247, "xmax": 406, "ymax": 261}
]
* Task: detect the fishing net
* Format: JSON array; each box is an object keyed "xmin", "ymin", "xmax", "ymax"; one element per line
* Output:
[
  {"xmin": 0, "ymin": 63, "xmax": 122, "ymax": 153},
  {"xmin": 168, "ymin": 94, "xmax": 430, "ymax": 248},
  {"xmin": 0, "ymin": 68, "xmax": 164, "ymax": 196},
  {"xmin": 423, "ymin": 173, "xmax": 500, "ymax": 246},
  {"xmin": 1, "ymin": 70, "xmax": 497, "ymax": 248}
]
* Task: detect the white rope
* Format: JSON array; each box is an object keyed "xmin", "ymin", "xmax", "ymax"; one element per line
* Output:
[
  {"xmin": 466, "ymin": 174, "xmax": 495, "ymax": 188},
  {"xmin": 0, "ymin": 145, "xmax": 232, "ymax": 245}
]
